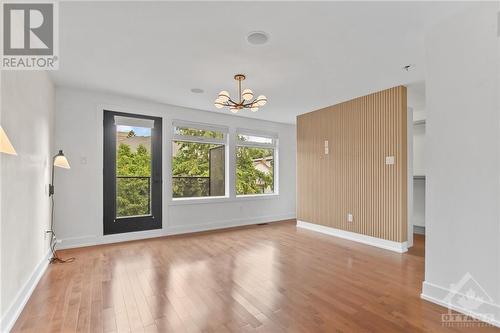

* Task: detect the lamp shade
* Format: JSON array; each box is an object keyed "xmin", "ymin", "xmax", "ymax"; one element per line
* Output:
[
  {"xmin": 214, "ymin": 98, "xmax": 225, "ymax": 109},
  {"xmin": 53, "ymin": 150, "xmax": 70, "ymax": 169},
  {"xmin": 242, "ymin": 88, "xmax": 253, "ymax": 101},
  {"xmin": 256, "ymin": 95, "xmax": 267, "ymax": 106},
  {"xmin": 218, "ymin": 91, "xmax": 230, "ymax": 103},
  {"xmin": 0, "ymin": 126, "xmax": 17, "ymax": 155}
]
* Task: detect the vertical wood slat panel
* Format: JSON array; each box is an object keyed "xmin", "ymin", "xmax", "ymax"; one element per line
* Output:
[{"xmin": 296, "ymin": 86, "xmax": 407, "ymax": 243}]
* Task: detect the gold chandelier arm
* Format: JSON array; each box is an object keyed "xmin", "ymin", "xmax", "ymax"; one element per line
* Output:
[
  {"xmin": 241, "ymin": 99, "xmax": 258, "ymax": 108},
  {"xmin": 238, "ymin": 79, "xmax": 242, "ymax": 104}
]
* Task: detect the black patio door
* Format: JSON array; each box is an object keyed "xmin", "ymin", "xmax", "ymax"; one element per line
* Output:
[{"xmin": 103, "ymin": 110, "xmax": 162, "ymax": 235}]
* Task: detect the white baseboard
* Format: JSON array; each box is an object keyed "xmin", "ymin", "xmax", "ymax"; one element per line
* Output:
[
  {"xmin": 58, "ymin": 213, "xmax": 296, "ymax": 250},
  {"xmin": 421, "ymin": 281, "xmax": 500, "ymax": 328},
  {"xmin": 165, "ymin": 213, "xmax": 295, "ymax": 235},
  {"xmin": 296, "ymin": 220, "xmax": 408, "ymax": 253},
  {"xmin": 0, "ymin": 249, "xmax": 51, "ymax": 333}
]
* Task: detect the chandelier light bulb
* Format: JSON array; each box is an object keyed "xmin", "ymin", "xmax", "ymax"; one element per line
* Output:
[
  {"xmin": 214, "ymin": 100, "xmax": 224, "ymax": 109},
  {"xmin": 242, "ymin": 88, "xmax": 253, "ymax": 101},
  {"xmin": 256, "ymin": 95, "xmax": 267, "ymax": 106},
  {"xmin": 218, "ymin": 90, "xmax": 230, "ymax": 102},
  {"xmin": 230, "ymin": 108, "xmax": 239, "ymax": 114},
  {"xmin": 251, "ymin": 106, "xmax": 259, "ymax": 112}
]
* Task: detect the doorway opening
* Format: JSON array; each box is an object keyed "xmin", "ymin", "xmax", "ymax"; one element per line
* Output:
[{"xmin": 407, "ymin": 81, "xmax": 426, "ymax": 257}]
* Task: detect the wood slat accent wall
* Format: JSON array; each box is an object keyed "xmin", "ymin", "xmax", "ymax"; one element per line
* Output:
[{"xmin": 297, "ymin": 86, "xmax": 408, "ymax": 242}]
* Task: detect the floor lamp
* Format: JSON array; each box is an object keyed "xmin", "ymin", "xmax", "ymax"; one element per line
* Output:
[{"xmin": 48, "ymin": 150, "xmax": 74, "ymax": 263}]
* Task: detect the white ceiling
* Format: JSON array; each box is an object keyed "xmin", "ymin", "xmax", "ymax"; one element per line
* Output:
[{"xmin": 51, "ymin": 1, "xmax": 467, "ymax": 124}]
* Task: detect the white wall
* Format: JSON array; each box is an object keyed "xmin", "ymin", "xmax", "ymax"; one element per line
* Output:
[
  {"xmin": 54, "ymin": 87, "xmax": 296, "ymax": 248},
  {"xmin": 413, "ymin": 122, "xmax": 425, "ymax": 228},
  {"xmin": 422, "ymin": 2, "xmax": 500, "ymax": 326},
  {"xmin": 413, "ymin": 123, "xmax": 425, "ymax": 176},
  {"xmin": 0, "ymin": 71, "xmax": 55, "ymax": 331},
  {"xmin": 407, "ymin": 81, "xmax": 426, "ymax": 122},
  {"xmin": 413, "ymin": 179, "xmax": 425, "ymax": 228}
]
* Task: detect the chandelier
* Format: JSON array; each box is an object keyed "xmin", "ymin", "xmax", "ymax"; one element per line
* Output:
[{"xmin": 214, "ymin": 74, "xmax": 267, "ymax": 113}]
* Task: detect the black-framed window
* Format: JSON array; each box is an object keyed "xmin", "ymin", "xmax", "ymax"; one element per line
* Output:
[{"xmin": 103, "ymin": 111, "xmax": 162, "ymax": 235}]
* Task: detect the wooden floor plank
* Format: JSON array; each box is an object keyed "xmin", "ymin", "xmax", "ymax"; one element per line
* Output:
[{"xmin": 11, "ymin": 220, "xmax": 499, "ymax": 332}]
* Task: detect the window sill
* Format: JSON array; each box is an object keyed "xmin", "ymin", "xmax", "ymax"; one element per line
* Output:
[
  {"xmin": 235, "ymin": 193, "xmax": 279, "ymax": 201},
  {"xmin": 167, "ymin": 193, "xmax": 279, "ymax": 206},
  {"xmin": 168, "ymin": 196, "xmax": 229, "ymax": 206}
]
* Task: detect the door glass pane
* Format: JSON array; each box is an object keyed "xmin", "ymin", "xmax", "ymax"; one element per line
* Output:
[
  {"xmin": 116, "ymin": 125, "xmax": 152, "ymax": 217},
  {"xmin": 172, "ymin": 141, "xmax": 225, "ymax": 198},
  {"xmin": 236, "ymin": 147, "xmax": 274, "ymax": 195}
]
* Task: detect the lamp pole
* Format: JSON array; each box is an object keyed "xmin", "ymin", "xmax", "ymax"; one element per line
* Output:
[{"xmin": 47, "ymin": 150, "xmax": 74, "ymax": 263}]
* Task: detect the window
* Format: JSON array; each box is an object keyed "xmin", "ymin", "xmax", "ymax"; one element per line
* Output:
[
  {"xmin": 172, "ymin": 121, "xmax": 227, "ymax": 199},
  {"xmin": 236, "ymin": 130, "xmax": 277, "ymax": 196}
]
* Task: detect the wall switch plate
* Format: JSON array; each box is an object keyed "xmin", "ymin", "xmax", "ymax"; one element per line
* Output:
[
  {"xmin": 324, "ymin": 140, "xmax": 329, "ymax": 155},
  {"xmin": 385, "ymin": 156, "xmax": 395, "ymax": 165},
  {"xmin": 347, "ymin": 213, "xmax": 353, "ymax": 222}
]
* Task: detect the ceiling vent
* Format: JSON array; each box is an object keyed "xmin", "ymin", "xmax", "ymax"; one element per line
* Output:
[{"xmin": 247, "ymin": 31, "xmax": 269, "ymax": 45}]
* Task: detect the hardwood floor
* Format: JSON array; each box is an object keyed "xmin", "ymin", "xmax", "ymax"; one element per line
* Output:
[{"xmin": 12, "ymin": 220, "xmax": 498, "ymax": 332}]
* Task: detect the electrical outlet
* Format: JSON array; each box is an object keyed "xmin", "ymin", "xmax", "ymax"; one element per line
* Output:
[
  {"xmin": 324, "ymin": 140, "xmax": 329, "ymax": 155},
  {"xmin": 347, "ymin": 213, "xmax": 353, "ymax": 222},
  {"xmin": 385, "ymin": 156, "xmax": 395, "ymax": 165}
]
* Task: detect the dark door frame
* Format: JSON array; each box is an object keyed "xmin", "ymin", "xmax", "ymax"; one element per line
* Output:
[{"xmin": 103, "ymin": 110, "xmax": 162, "ymax": 235}]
